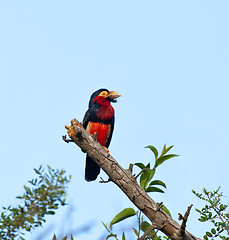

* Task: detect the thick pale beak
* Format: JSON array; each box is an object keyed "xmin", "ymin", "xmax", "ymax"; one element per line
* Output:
[{"xmin": 107, "ymin": 91, "xmax": 121, "ymax": 101}]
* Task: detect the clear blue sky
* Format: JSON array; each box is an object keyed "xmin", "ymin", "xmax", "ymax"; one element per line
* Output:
[{"xmin": 1, "ymin": 1, "xmax": 229, "ymax": 239}]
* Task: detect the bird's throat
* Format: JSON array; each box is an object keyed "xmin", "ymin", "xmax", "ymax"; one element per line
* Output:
[
  {"xmin": 94, "ymin": 96, "xmax": 114, "ymax": 121},
  {"xmin": 97, "ymin": 105, "xmax": 114, "ymax": 121}
]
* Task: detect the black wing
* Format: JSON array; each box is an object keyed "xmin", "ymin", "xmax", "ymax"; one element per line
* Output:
[
  {"xmin": 82, "ymin": 109, "xmax": 91, "ymax": 129},
  {"xmin": 83, "ymin": 109, "xmax": 101, "ymax": 182},
  {"xmin": 105, "ymin": 116, "xmax": 114, "ymax": 148}
]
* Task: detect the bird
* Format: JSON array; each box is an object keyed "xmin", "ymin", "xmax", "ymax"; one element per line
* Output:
[{"xmin": 82, "ymin": 88, "xmax": 121, "ymax": 182}]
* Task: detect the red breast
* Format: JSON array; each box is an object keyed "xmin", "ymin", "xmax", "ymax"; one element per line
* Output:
[{"xmin": 86, "ymin": 122, "xmax": 111, "ymax": 146}]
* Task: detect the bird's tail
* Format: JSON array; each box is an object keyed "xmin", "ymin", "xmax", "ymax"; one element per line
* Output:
[{"xmin": 85, "ymin": 155, "xmax": 100, "ymax": 182}]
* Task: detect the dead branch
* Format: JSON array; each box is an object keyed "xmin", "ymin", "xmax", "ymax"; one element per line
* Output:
[
  {"xmin": 62, "ymin": 135, "xmax": 73, "ymax": 143},
  {"xmin": 178, "ymin": 205, "xmax": 193, "ymax": 238},
  {"xmin": 63, "ymin": 118, "xmax": 200, "ymax": 240},
  {"xmin": 99, "ymin": 177, "xmax": 112, "ymax": 183}
]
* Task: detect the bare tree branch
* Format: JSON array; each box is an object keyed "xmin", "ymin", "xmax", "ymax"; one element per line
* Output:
[
  {"xmin": 63, "ymin": 118, "xmax": 200, "ymax": 240},
  {"xmin": 178, "ymin": 205, "xmax": 193, "ymax": 238}
]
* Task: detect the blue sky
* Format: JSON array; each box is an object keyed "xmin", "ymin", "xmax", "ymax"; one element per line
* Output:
[{"xmin": 1, "ymin": 1, "xmax": 229, "ymax": 239}]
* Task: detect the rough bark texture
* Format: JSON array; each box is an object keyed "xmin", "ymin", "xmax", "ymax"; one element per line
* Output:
[{"xmin": 64, "ymin": 119, "xmax": 201, "ymax": 240}]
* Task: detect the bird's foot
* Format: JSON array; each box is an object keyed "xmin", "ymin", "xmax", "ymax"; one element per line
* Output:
[{"xmin": 102, "ymin": 146, "xmax": 110, "ymax": 156}]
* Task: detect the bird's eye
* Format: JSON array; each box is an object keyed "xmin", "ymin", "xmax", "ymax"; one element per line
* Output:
[{"xmin": 99, "ymin": 91, "xmax": 108, "ymax": 97}]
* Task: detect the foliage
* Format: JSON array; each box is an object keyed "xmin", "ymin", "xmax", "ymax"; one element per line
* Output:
[
  {"xmin": 109, "ymin": 208, "xmax": 136, "ymax": 228},
  {"xmin": 193, "ymin": 187, "xmax": 229, "ymax": 240},
  {"xmin": 0, "ymin": 165, "xmax": 71, "ymax": 240},
  {"xmin": 102, "ymin": 222, "xmax": 119, "ymax": 240},
  {"xmin": 102, "ymin": 144, "xmax": 177, "ymax": 239},
  {"xmin": 103, "ymin": 209, "xmax": 169, "ymax": 240},
  {"xmin": 135, "ymin": 144, "xmax": 178, "ymax": 193}
]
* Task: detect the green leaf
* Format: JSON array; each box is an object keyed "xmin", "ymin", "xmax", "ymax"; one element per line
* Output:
[
  {"xmin": 140, "ymin": 221, "xmax": 155, "ymax": 236},
  {"xmin": 161, "ymin": 205, "xmax": 172, "ymax": 217},
  {"xmin": 134, "ymin": 163, "xmax": 145, "ymax": 169},
  {"xmin": 145, "ymin": 187, "xmax": 164, "ymax": 193},
  {"xmin": 52, "ymin": 235, "xmax": 57, "ymax": 240},
  {"xmin": 161, "ymin": 144, "xmax": 166, "ymax": 155},
  {"xmin": 161, "ymin": 145, "xmax": 174, "ymax": 156},
  {"xmin": 24, "ymin": 186, "xmax": 31, "ymax": 192},
  {"xmin": 106, "ymin": 233, "xmax": 117, "ymax": 239},
  {"xmin": 140, "ymin": 221, "xmax": 151, "ymax": 231},
  {"xmin": 62, "ymin": 236, "xmax": 67, "ymax": 240},
  {"xmin": 110, "ymin": 208, "xmax": 136, "ymax": 229},
  {"xmin": 102, "ymin": 222, "xmax": 109, "ymax": 231},
  {"xmin": 206, "ymin": 232, "xmax": 212, "ymax": 237},
  {"xmin": 155, "ymin": 154, "xmax": 178, "ymax": 168},
  {"xmin": 132, "ymin": 228, "xmax": 139, "ymax": 237},
  {"xmin": 149, "ymin": 180, "xmax": 166, "ymax": 188},
  {"xmin": 71, "ymin": 234, "xmax": 74, "ymax": 240},
  {"xmin": 145, "ymin": 145, "xmax": 158, "ymax": 159},
  {"xmin": 195, "ymin": 208, "xmax": 201, "ymax": 213},
  {"xmin": 219, "ymin": 204, "xmax": 227, "ymax": 211},
  {"xmin": 199, "ymin": 217, "xmax": 206, "ymax": 222},
  {"xmin": 146, "ymin": 163, "xmax": 150, "ymax": 169},
  {"xmin": 203, "ymin": 235, "xmax": 208, "ymax": 240},
  {"xmin": 211, "ymin": 228, "xmax": 216, "ymax": 234},
  {"xmin": 140, "ymin": 169, "xmax": 155, "ymax": 189},
  {"xmin": 47, "ymin": 211, "xmax": 55, "ymax": 215},
  {"xmin": 122, "ymin": 232, "xmax": 126, "ymax": 240},
  {"xmin": 34, "ymin": 168, "xmax": 41, "ymax": 175}
]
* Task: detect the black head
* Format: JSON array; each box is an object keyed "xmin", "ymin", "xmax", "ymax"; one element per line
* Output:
[{"xmin": 88, "ymin": 88, "xmax": 121, "ymax": 107}]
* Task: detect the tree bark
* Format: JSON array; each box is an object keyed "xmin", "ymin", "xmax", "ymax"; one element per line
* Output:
[{"xmin": 64, "ymin": 119, "xmax": 201, "ymax": 240}]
